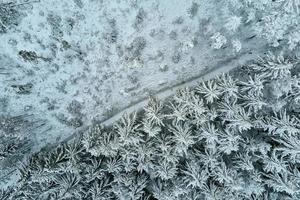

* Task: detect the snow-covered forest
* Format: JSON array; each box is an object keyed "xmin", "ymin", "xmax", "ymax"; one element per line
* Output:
[{"xmin": 1, "ymin": 0, "xmax": 300, "ymax": 199}]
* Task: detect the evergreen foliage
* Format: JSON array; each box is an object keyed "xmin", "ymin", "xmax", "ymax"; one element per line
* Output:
[{"xmin": 2, "ymin": 52, "xmax": 300, "ymax": 199}]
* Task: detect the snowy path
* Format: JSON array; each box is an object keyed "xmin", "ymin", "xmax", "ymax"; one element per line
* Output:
[{"xmin": 58, "ymin": 47, "xmax": 265, "ymax": 145}]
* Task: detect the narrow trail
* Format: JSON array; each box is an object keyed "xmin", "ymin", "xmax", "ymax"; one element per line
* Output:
[{"xmin": 57, "ymin": 48, "xmax": 264, "ymax": 145}]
